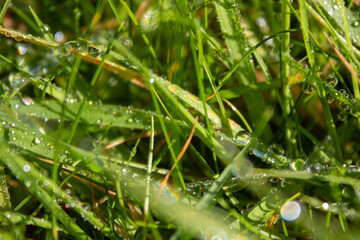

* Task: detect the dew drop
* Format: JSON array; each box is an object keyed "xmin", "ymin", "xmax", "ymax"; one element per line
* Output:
[
  {"xmin": 54, "ymin": 31, "xmax": 64, "ymax": 42},
  {"xmin": 302, "ymin": 81, "xmax": 316, "ymax": 94},
  {"xmin": 4, "ymin": 31, "xmax": 14, "ymax": 37},
  {"xmin": 290, "ymin": 159, "xmax": 306, "ymax": 171},
  {"xmin": 256, "ymin": 17, "xmax": 266, "ymax": 28},
  {"xmin": 149, "ymin": 78, "xmax": 155, "ymax": 84},
  {"xmin": 130, "ymin": 147, "xmax": 137, "ymax": 157},
  {"xmin": 352, "ymin": 20, "xmax": 360, "ymax": 27},
  {"xmin": 339, "ymin": 89, "xmax": 349, "ymax": 98},
  {"xmin": 280, "ymin": 201, "xmax": 301, "ymax": 221},
  {"xmin": 268, "ymin": 144, "xmax": 284, "ymax": 156},
  {"xmin": 251, "ymin": 141, "xmax": 267, "ymax": 159},
  {"xmin": 25, "ymin": 180, "xmax": 32, "ymax": 188},
  {"xmin": 32, "ymin": 137, "xmax": 42, "ymax": 145},
  {"xmin": 233, "ymin": 130, "xmax": 251, "ymax": 145},
  {"xmin": 17, "ymin": 45, "xmax": 28, "ymax": 55},
  {"xmin": 339, "ymin": 102, "xmax": 350, "ymax": 111},
  {"xmin": 322, "ymin": 202, "xmax": 330, "ymax": 210},
  {"xmin": 41, "ymin": 24, "xmax": 50, "ymax": 33},
  {"xmin": 23, "ymin": 164, "xmax": 30, "ymax": 172},
  {"xmin": 87, "ymin": 45, "xmax": 103, "ymax": 58},
  {"xmin": 326, "ymin": 74, "xmax": 338, "ymax": 87},
  {"xmin": 307, "ymin": 163, "xmax": 322, "ymax": 173},
  {"xmin": 14, "ymin": 35, "xmax": 25, "ymax": 42},
  {"xmin": 326, "ymin": 93, "xmax": 334, "ymax": 103},
  {"xmin": 122, "ymin": 38, "xmax": 133, "ymax": 48},
  {"xmin": 338, "ymin": 111, "xmax": 348, "ymax": 121}
]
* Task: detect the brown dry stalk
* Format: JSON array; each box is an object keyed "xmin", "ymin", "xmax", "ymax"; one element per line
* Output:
[
  {"xmin": 324, "ymin": 32, "xmax": 360, "ymax": 86},
  {"xmin": 37, "ymin": 157, "xmax": 116, "ymax": 197},
  {"xmin": 155, "ymin": 116, "xmax": 199, "ymax": 202},
  {"xmin": 101, "ymin": 131, "xmax": 152, "ymax": 151}
]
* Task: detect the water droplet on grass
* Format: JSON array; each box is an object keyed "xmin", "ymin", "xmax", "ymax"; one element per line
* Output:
[
  {"xmin": 40, "ymin": 24, "xmax": 49, "ymax": 33},
  {"xmin": 352, "ymin": 20, "xmax": 360, "ymax": 27},
  {"xmin": 322, "ymin": 202, "xmax": 330, "ymax": 210},
  {"xmin": 280, "ymin": 201, "xmax": 301, "ymax": 221},
  {"xmin": 87, "ymin": 45, "xmax": 103, "ymax": 58},
  {"xmin": 23, "ymin": 164, "xmax": 30, "ymax": 172},
  {"xmin": 326, "ymin": 93, "xmax": 334, "ymax": 103},
  {"xmin": 338, "ymin": 111, "xmax": 348, "ymax": 121},
  {"xmin": 233, "ymin": 130, "xmax": 250, "ymax": 145},
  {"xmin": 25, "ymin": 180, "xmax": 32, "ymax": 188},
  {"xmin": 302, "ymin": 82, "xmax": 316, "ymax": 94},
  {"xmin": 307, "ymin": 163, "xmax": 322, "ymax": 173},
  {"xmin": 256, "ymin": 17, "xmax": 266, "ymax": 28},
  {"xmin": 32, "ymin": 137, "xmax": 42, "ymax": 145},
  {"xmin": 251, "ymin": 141, "xmax": 267, "ymax": 159},
  {"xmin": 290, "ymin": 159, "xmax": 305, "ymax": 171},
  {"xmin": 268, "ymin": 144, "xmax": 284, "ymax": 156},
  {"xmin": 17, "ymin": 45, "xmax": 28, "ymax": 55},
  {"xmin": 122, "ymin": 38, "xmax": 133, "ymax": 48},
  {"xmin": 326, "ymin": 74, "xmax": 338, "ymax": 87},
  {"xmin": 130, "ymin": 147, "xmax": 137, "ymax": 157},
  {"xmin": 339, "ymin": 102, "xmax": 350, "ymax": 111},
  {"xmin": 339, "ymin": 89, "xmax": 349, "ymax": 98},
  {"xmin": 54, "ymin": 31, "xmax": 64, "ymax": 42}
]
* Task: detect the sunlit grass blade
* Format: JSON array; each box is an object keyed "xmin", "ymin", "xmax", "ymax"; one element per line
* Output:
[{"xmin": 0, "ymin": 143, "xmax": 109, "ymax": 239}]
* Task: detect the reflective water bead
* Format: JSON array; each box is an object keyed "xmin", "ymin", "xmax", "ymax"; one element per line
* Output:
[
  {"xmin": 290, "ymin": 159, "xmax": 306, "ymax": 171},
  {"xmin": 250, "ymin": 141, "xmax": 267, "ymax": 159},
  {"xmin": 307, "ymin": 163, "xmax": 322, "ymax": 173},
  {"xmin": 338, "ymin": 111, "xmax": 348, "ymax": 121},
  {"xmin": 87, "ymin": 45, "xmax": 103, "ymax": 58},
  {"xmin": 256, "ymin": 17, "xmax": 266, "ymax": 28},
  {"xmin": 339, "ymin": 89, "xmax": 349, "ymax": 98},
  {"xmin": 41, "ymin": 24, "xmax": 50, "ymax": 33},
  {"xmin": 326, "ymin": 74, "xmax": 338, "ymax": 87},
  {"xmin": 301, "ymin": 82, "xmax": 316, "ymax": 94},
  {"xmin": 326, "ymin": 93, "xmax": 334, "ymax": 103},
  {"xmin": 280, "ymin": 201, "xmax": 301, "ymax": 221},
  {"xmin": 352, "ymin": 20, "xmax": 360, "ymax": 27},
  {"xmin": 23, "ymin": 164, "xmax": 30, "ymax": 172},
  {"xmin": 233, "ymin": 130, "xmax": 251, "ymax": 146},
  {"xmin": 54, "ymin": 31, "xmax": 64, "ymax": 42},
  {"xmin": 130, "ymin": 147, "xmax": 137, "ymax": 157},
  {"xmin": 33, "ymin": 137, "xmax": 42, "ymax": 145},
  {"xmin": 122, "ymin": 38, "xmax": 133, "ymax": 48},
  {"xmin": 350, "ymin": 99, "xmax": 358, "ymax": 114},
  {"xmin": 339, "ymin": 102, "xmax": 350, "ymax": 111},
  {"xmin": 268, "ymin": 144, "xmax": 284, "ymax": 156},
  {"xmin": 17, "ymin": 45, "xmax": 28, "ymax": 55},
  {"xmin": 322, "ymin": 202, "xmax": 330, "ymax": 210},
  {"xmin": 232, "ymin": 158, "xmax": 254, "ymax": 179}
]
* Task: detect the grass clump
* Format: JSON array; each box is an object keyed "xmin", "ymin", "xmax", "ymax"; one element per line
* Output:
[{"xmin": 1, "ymin": 0, "xmax": 360, "ymax": 239}]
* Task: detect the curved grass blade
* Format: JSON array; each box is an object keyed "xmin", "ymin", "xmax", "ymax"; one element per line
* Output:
[{"xmin": 0, "ymin": 144, "xmax": 97, "ymax": 240}]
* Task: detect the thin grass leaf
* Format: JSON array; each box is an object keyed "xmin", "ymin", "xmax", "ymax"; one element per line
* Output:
[{"xmin": 0, "ymin": 144, "xmax": 97, "ymax": 240}]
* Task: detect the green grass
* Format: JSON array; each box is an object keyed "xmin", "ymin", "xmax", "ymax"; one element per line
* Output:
[{"xmin": 1, "ymin": 0, "xmax": 360, "ymax": 239}]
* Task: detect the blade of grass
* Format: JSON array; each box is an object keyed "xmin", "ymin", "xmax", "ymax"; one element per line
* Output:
[
  {"xmin": 213, "ymin": 0, "xmax": 272, "ymax": 141},
  {"xmin": 0, "ymin": 143, "xmax": 104, "ymax": 240},
  {"xmin": 0, "ymin": 0, "xmax": 12, "ymax": 24},
  {"xmin": 108, "ymin": 0, "xmax": 157, "ymax": 61},
  {"xmin": 280, "ymin": 0, "xmax": 295, "ymax": 156},
  {"xmin": 191, "ymin": 27, "xmax": 219, "ymax": 175},
  {"xmin": 0, "ymin": 164, "xmax": 11, "ymax": 211},
  {"xmin": 299, "ymin": 0, "xmax": 345, "ymax": 171}
]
